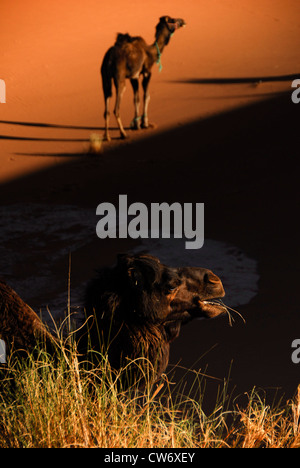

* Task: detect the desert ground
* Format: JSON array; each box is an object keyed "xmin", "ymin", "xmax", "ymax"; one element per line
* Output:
[{"xmin": 1, "ymin": 0, "xmax": 300, "ymax": 409}]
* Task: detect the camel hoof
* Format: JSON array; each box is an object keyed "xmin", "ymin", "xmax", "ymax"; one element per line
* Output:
[
  {"xmin": 143, "ymin": 122, "xmax": 157, "ymax": 130},
  {"xmin": 130, "ymin": 117, "xmax": 141, "ymax": 131},
  {"xmin": 120, "ymin": 132, "xmax": 128, "ymax": 140},
  {"xmin": 142, "ymin": 122, "xmax": 157, "ymax": 130},
  {"xmin": 131, "ymin": 124, "xmax": 141, "ymax": 131},
  {"xmin": 142, "ymin": 116, "xmax": 154, "ymax": 129}
]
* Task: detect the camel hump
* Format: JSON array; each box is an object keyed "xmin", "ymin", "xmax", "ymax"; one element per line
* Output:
[
  {"xmin": 115, "ymin": 33, "xmax": 133, "ymax": 45},
  {"xmin": 115, "ymin": 33, "xmax": 145, "ymax": 47}
]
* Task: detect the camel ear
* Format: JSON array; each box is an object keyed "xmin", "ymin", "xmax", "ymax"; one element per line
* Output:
[
  {"xmin": 117, "ymin": 254, "xmax": 144, "ymax": 289},
  {"xmin": 132, "ymin": 258, "xmax": 159, "ymax": 290},
  {"xmin": 159, "ymin": 16, "xmax": 170, "ymax": 23},
  {"xmin": 127, "ymin": 267, "xmax": 144, "ymax": 290},
  {"xmin": 117, "ymin": 254, "xmax": 159, "ymax": 290}
]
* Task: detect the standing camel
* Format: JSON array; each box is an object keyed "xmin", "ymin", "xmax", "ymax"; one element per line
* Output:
[{"xmin": 101, "ymin": 16, "xmax": 186, "ymax": 141}]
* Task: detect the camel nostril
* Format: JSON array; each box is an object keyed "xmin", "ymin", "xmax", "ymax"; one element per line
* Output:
[{"xmin": 204, "ymin": 272, "xmax": 220, "ymax": 284}]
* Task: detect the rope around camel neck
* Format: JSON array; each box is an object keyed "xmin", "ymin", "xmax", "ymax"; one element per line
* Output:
[
  {"xmin": 155, "ymin": 42, "xmax": 163, "ymax": 72},
  {"xmin": 155, "ymin": 32, "xmax": 174, "ymax": 72}
]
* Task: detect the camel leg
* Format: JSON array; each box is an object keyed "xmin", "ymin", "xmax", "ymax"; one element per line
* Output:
[
  {"xmin": 142, "ymin": 72, "xmax": 151, "ymax": 129},
  {"xmin": 104, "ymin": 96, "xmax": 111, "ymax": 142},
  {"xmin": 114, "ymin": 79, "xmax": 127, "ymax": 139},
  {"xmin": 101, "ymin": 53, "xmax": 113, "ymax": 142},
  {"xmin": 130, "ymin": 78, "xmax": 141, "ymax": 130}
]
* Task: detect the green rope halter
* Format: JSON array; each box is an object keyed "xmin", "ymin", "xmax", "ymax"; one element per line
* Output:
[{"xmin": 155, "ymin": 41, "xmax": 163, "ymax": 72}]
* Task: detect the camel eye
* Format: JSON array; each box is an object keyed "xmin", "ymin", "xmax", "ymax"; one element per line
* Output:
[{"xmin": 167, "ymin": 286, "xmax": 178, "ymax": 293}]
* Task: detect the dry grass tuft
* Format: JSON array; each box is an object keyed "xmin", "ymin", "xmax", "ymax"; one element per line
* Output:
[{"xmin": 0, "ymin": 337, "xmax": 299, "ymax": 448}]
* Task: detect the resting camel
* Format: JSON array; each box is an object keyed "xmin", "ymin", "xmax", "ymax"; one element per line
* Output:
[
  {"xmin": 101, "ymin": 16, "xmax": 186, "ymax": 141},
  {"xmin": 0, "ymin": 254, "xmax": 227, "ymax": 384}
]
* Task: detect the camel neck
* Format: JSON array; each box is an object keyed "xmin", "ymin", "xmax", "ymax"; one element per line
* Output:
[
  {"xmin": 155, "ymin": 41, "xmax": 163, "ymax": 72},
  {"xmin": 153, "ymin": 24, "xmax": 173, "ymax": 53},
  {"xmin": 155, "ymin": 33, "xmax": 171, "ymax": 53},
  {"xmin": 150, "ymin": 27, "xmax": 172, "ymax": 70}
]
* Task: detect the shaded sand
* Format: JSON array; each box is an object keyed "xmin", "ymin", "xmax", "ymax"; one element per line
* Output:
[{"xmin": 1, "ymin": 0, "xmax": 300, "ymax": 408}]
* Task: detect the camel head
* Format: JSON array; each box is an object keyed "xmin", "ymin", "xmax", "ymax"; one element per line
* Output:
[{"xmin": 155, "ymin": 16, "xmax": 186, "ymax": 45}]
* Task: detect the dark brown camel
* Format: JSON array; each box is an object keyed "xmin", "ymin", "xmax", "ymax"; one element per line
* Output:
[
  {"xmin": 0, "ymin": 254, "xmax": 227, "ymax": 385},
  {"xmin": 101, "ymin": 16, "xmax": 186, "ymax": 141}
]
